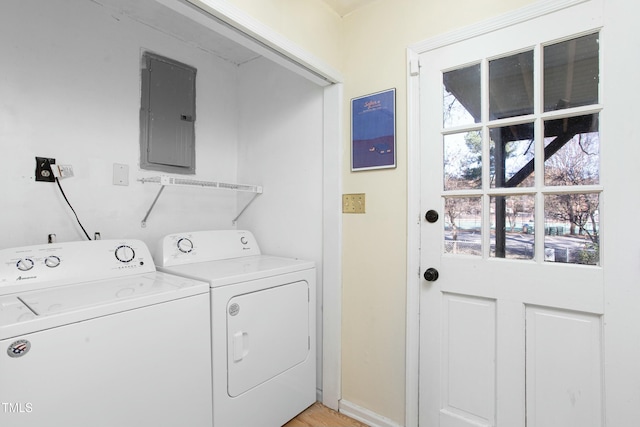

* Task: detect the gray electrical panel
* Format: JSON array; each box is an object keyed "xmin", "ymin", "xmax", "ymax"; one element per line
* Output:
[{"xmin": 140, "ymin": 52, "xmax": 196, "ymax": 174}]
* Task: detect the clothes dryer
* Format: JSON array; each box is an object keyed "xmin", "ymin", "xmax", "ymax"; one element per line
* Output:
[
  {"xmin": 156, "ymin": 230, "xmax": 316, "ymax": 427},
  {"xmin": 0, "ymin": 239, "xmax": 212, "ymax": 427}
]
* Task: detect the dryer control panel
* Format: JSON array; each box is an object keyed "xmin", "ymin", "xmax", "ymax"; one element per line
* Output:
[
  {"xmin": 0, "ymin": 240, "xmax": 156, "ymax": 295},
  {"xmin": 157, "ymin": 230, "xmax": 261, "ymax": 267}
]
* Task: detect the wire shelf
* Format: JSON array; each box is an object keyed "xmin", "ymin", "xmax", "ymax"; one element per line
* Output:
[{"xmin": 138, "ymin": 175, "xmax": 263, "ymax": 227}]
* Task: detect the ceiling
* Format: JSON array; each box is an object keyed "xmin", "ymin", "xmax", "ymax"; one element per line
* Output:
[
  {"xmin": 319, "ymin": 0, "xmax": 378, "ymax": 17},
  {"xmin": 95, "ymin": 0, "xmax": 261, "ymax": 65}
]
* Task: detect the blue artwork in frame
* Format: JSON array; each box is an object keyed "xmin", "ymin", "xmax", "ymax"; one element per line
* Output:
[{"xmin": 351, "ymin": 88, "xmax": 396, "ymax": 171}]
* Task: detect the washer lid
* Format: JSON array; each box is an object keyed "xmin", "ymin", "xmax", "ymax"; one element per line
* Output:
[
  {"xmin": 0, "ymin": 272, "xmax": 209, "ymax": 339},
  {"xmin": 158, "ymin": 255, "xmax": 315, "ymax": 288}
]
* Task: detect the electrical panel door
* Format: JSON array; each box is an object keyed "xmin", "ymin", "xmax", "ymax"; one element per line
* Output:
[{"xmin": 140, "ymin": 53, "xmax": 196, "ymax": 174}]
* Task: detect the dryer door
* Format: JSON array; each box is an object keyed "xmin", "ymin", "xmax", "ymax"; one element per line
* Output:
[{"xmin": 226, "ymin": 280, "xmax": 309, "ymax": 397}]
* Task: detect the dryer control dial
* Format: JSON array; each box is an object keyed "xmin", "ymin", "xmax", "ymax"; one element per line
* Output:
[
  {"xmin": 114, "ymin": 245, "xmax": 135, "ymax": 263},
  {"xmin": 44, "ymin": 255, "xmax": 61, "ymax": 268},
  {"xmin": 16, "ymin": 258, "xmax": 34, "ymax": 271},
  {"xmin": 177, "ymin": 238, "xmax": 194, "ymax": 253}
]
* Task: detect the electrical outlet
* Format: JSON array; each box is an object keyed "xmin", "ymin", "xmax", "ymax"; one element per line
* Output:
[{"xmin": 35, "ymin": 157, "xmax": 56, "ymax": 182}]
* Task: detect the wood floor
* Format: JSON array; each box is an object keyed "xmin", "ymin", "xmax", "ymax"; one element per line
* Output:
[{"xmin": 284, "ymin": 402, "xmax": 369, "ymax": 427}]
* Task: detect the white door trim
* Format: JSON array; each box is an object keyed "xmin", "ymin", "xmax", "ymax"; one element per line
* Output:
[
  {"xmin": 405, "ymin": 48, "xmax": 422, "ymax": 427},
  {"xmin": 322, "ymin": 82, "xmax": 344, "ymax": 409},
  {"xmin": 405, "ymin": 1, "xmax": 598, "ymax": 425},
  {"xmin": 409, "ymin": 0, "xmax": 589, "ymax": 55}
]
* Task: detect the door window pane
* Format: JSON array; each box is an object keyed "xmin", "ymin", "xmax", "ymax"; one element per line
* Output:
[
  {"xmin": 489, "ymin": 50, "xmax": 534, "ymax": 120},
  {"xmin": 443, "ymin": 64, "xmax": 481, "ymax": 127},
  {"xmin": 490, "ymin": 195, "xmax": 535, "ymax": 259},
  {"xmin": 444, "ymin": 197, "xmax": 481, "ymax": 256},
  {"xmin": 544, "ymin": 193, "xmax": 599, "ymax": 265},
  {"xmin": 544, "ymin": 113, "xmax": 599, "ymax": 186},
  {"xmin": 490, "ymin": 123, "xmax": 535, "ymax": 188},
  {"xmin": 544, "ymin": 33, "xmax": 599, "ymax": 112},
  {"xmin": 444, "ymin": 131, "xmax": 482, "ymax": 190},
  {"xmin": 438, "ymin": 32, "xmax": 601, "ymax": 266}
]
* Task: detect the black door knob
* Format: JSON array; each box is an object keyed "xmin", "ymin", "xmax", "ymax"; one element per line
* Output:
[
  {"xmin": 423, "ymin": 268, "xmax": 439, "ymax": 282},
  {"xmin": 425, "ymin": 210, "xmax": 439, "ymax": 223}
]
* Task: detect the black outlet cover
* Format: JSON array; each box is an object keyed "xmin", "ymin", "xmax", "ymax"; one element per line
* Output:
[{"xmin": 35, "ymin": 157, "xmax": 56, "ymax": 182}]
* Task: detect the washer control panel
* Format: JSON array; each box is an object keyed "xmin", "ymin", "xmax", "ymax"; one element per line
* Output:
[
  {"xmin": 0, "ymin": 239, "xmax": 155, "ymax": 296},
  {"xmin": 158, "ymin": 230, "xmax": 261, "ymax": 267}
]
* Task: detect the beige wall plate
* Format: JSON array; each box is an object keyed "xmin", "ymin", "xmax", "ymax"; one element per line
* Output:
[{"xmin": 342, "ymin": 193, "xmax": 365, "ymax": 213}]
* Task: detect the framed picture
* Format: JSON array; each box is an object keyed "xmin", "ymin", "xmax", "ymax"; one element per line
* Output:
[{"xmin": 351, "ymin": 88, "xmax": 396, "ymax": 171}]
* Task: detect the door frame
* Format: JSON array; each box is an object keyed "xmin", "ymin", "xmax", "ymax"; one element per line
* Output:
[{"xmin": 405, "ymin": 1, "xmax": 595, "ymax": 425}]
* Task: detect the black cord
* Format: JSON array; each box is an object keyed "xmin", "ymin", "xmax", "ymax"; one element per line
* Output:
[{"xmin": 55, "ymin": 177, "xmax": 92, "ymax": 240}]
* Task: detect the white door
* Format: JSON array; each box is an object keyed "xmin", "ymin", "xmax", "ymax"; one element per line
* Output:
[{"xmin": 418, "ymin": 2, "xmax": 607, "ymax": 426}]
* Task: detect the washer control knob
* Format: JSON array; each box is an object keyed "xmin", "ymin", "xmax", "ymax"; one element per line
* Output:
[
  {"xmin": 44, "ymin": 256, "xmax": 61, "ymax": 268},
  {"xmin": 114, "ymin": 245, "xmax": 135, "ymax": 263},
  {"xmin": 240, "ymin": 236, "xmax": 248, "ymax": 245},
  {"xmin": 16, "ymin": 258, "xmax": 35, "ymax": 271},
  {"xmin": 177, "ymin": 238, "xmax": 193, "ymax": 253}
]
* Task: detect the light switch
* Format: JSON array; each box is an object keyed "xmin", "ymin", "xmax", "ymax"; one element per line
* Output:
[{"xmin": 343, "ymin": 193, "xmax": 365, "ymax": 213}]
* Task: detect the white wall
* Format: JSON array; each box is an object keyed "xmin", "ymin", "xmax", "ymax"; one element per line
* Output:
[
  {"xmin": 236, "ymin": 57, "xmax": 323, "ymax": 260},
  {"xmin": 0, "ymin": 0, "xmax": 242, "ymax": 250},
  {"xmin": 0, "ymin": 0, "xmax": 321, "ymax": 257},
  {"xmin": 236, "ymin": 56, "xmax": 324, "ymax": 391}
]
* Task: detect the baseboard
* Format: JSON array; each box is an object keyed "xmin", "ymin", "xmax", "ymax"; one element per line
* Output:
[{"xmin": 339, "ymin": 399, "xmax": 404, "ymax": 427}]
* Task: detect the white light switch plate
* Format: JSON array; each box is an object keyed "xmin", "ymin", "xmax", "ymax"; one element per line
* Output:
[{"xmin": 113, "ymin": 163, "xmax": 129, "ymax": 186}]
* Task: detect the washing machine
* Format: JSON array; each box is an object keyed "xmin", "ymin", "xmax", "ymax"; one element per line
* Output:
[
  {"xmin": 156, "ymin": 229, "xmax": 316, "ymax": 427},
  {"xmin": 0, "ymin": 239, "xmax": 212, "ymax": 427}
]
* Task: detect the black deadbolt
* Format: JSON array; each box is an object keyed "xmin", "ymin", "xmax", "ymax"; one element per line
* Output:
[
  {"xmin": 425, "ymin": 210, "xmax": 439, "ymax": 223},
  {"xmin": 423, "ymin": 268, "xmax": 439, "ymax": 282}
]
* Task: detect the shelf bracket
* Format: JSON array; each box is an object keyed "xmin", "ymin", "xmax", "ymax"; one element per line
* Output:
[
  {"xmin": 232, "ymin": 192, "xmax": 261, "ymax": 225},
  {"xmin": 141, "ymin": 185, "xmax": 166, "ymax": 228}
]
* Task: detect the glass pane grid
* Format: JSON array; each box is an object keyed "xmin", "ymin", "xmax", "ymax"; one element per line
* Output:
[{"xmin": 441, "ymin": 32, "xmax": 601, "ymax": 266}]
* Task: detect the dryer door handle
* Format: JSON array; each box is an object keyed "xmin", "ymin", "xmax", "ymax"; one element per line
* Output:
[{"xmin": 233, "ymin": 331, "xmax": 249, "ymax": 362}]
